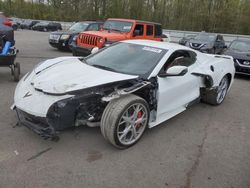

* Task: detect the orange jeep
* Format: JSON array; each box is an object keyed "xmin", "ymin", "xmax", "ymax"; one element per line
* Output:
[{"xmin": 71, "ymin": 18, "xmax": 165, "ymax": 56}]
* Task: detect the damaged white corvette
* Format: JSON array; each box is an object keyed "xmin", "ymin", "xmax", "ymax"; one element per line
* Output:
[{"xmin": 12, "ymin": 40, "xmax": 235, "ymax": 148}]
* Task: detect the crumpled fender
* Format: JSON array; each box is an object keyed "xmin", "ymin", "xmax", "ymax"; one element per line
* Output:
[{"xmin": 191, "ymin": 55, "xmax": 234, "ymax": 88}]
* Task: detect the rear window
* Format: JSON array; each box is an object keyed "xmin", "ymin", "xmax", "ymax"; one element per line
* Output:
[
  {"xmin": 155, "ymin": 25, "xmax": 162, "ymax": 37},
  {"xmin": 146, "ymin": 25, "xmax": 154, "ymax": 36}
]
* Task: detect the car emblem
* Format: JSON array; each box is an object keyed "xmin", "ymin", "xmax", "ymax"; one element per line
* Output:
[
  {"xmin": 23, "ymin": 92, "xmax": 32, "ymax": 98},
  {"xmin": 243, "ymin": 61, "xmax": 250, "ymax": 66}
]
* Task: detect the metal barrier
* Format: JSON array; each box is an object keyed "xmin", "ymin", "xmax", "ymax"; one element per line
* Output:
[{"xmin": 163, "ymin": 29, "xmax": 250, "ymax": 44}]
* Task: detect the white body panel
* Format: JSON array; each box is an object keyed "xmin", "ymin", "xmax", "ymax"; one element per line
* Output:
[
  {"xmin": 14, "ymin": 73, "xmax": 73, "ymax": 117},
  {"xmin": 152, "ymin": 64, "xmax": 200, "ymax": 128}
]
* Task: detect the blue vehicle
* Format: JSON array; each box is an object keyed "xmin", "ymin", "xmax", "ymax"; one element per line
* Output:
[{"xmin": 0, "ymin": 35, "xmax": 19, "ymax": 81}]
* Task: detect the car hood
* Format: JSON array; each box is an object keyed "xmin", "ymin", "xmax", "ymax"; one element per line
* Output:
[
  {"xmin": 82, "ymin": 30, "xmax": 128, "ymax": 40},
  {"xmin": 31, "ymin": 57, "xmax": 138, "ymax": 95},
  {"xmin": 223, "ymin": 49, "xmax": 250, "ymax": 60},
  {"xmin": 189, "ymin": 39, "xmax": 212, "ymax": 45},
  {"xmin": 51, "ymin": 30, "xmax": 78, "ymax": 35}
]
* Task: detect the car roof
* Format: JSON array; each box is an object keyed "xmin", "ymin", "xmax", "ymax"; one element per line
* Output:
[
  {"xmin": 107, "ymin": 18, "xmax": 161, "ymax": 25},
  {"xmin": 122, "ymin": 40, "xmax": 193, "ymax": 51}
]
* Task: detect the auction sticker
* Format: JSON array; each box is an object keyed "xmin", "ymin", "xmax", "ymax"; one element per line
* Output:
[{"xmin": 142, "ymin": 46, "xmax": 162, "ymax": 53}]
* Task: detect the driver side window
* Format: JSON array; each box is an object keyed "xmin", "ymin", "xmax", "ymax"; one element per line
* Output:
[
  {"xmin": 134, "ymin": 24, "xmax": 144, "ymax": 36},
  {"xmin": 161, "ymin": 50, "xmax": 197, "ymax": 72}
]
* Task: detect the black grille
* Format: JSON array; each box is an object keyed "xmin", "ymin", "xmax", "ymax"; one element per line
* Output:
[
  {"xmin": 190, "ymin": 43, "xmax": 202, "ymax": 49},
  {"xmin": 235, "ymin": 59, "xmax": 250, "ymax": 66},
  {"xmin": 79, "ymin": 34, "xmax": 99, "ymax": 46},
  {"xmin": 17, "ymin": 109, "xmax": 48, "ymax": 128}
]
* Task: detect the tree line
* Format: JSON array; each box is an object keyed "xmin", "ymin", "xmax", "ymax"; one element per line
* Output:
[{"xmin": 1, "ymin": 0, "xmax": 250, "ymax": 35}]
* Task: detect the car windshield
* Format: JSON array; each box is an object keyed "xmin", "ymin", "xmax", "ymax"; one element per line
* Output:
[
  {"xmin": 23, "ymin": 20, "xmax": 31, "ymax": 24},
  {"xmin": 69, "ymin": 22, "xmax": 89, "ymax": 32},
  {"xmin": 37, "ymin": 22, "xmax": 48, "ymax": 26},
  {"xmin": 103, "ymin": 20, "xmax": 133, "ymax": 32},
  {"xmin": 186, "ymin": 35, "xmax": 196, "ymax": 39},
  {"xmin": 194, "ymin": 33, "xmax": 216, "ymax": 42},
  {"xmin": 229, "ymin": 40, "xmax": 250, "ymax": 52},
  {"xmin": 86, "ymin": 42, "xmax": 166, "ymax": 76}
]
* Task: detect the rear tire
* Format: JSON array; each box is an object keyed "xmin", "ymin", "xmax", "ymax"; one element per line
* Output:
[
  {"xmin": 202, "ymin": 75, "xmax": 229, "ymax": 105},
  {"xmin": 101, "ymin": 94, "xmax": 149, "ymax": 149}
]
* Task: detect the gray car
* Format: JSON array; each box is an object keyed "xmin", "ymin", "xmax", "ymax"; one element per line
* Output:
[{"xmin": 186, "ymin": 32, "xmax": 226, "ymax": 54}]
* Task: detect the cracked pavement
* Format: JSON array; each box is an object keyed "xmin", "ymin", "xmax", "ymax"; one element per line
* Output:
[{"xmin": 0, "ymin": 30, "xmax": 249, "ymax": 188}]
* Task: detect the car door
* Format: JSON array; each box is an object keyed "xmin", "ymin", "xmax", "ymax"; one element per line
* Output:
[
  {"xmin": 156, "ymin": 50, "xmax": 200, "ymax": 124},
  {"xmin": 132, "ymin": 24, "xmax": 146, "ymax": 39},
  {"xmin": 145, "ymin": 24, "xmax": 154, "ymax": 40}
]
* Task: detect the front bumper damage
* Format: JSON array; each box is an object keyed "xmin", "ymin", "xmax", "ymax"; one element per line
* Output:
[
  {"xmin": 13, "ymin": 92, "xmax": 106, "ymax": 140},
  {"xmin": 15, "ymin": 108, "xmax": 58, "ymax": 139},
  {"xmin": 13, "ymin": 72, "xmax": 156, "ymax": 140}
]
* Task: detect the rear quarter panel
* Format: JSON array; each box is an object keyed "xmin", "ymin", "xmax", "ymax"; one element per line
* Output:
[{"xmin": 194, "ymin": 53, "xmax": 235, "ymax": 88}]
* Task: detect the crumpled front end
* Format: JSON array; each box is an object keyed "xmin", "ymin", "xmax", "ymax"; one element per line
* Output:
[{"xmin": 12, "ymin": 71, "xmax": 75, "ymax": 139}]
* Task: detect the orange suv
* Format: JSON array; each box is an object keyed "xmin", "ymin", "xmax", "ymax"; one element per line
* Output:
[{"xmin": 71, "ymin": 18, "xmax": 165, "ymax": 56}]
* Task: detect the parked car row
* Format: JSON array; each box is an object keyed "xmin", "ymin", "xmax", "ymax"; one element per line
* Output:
[
  {"xmin": 49, "ymin": 18, "xmax": 168, "ymax": 55},
  {"xmin": 7, "ymin": 18, "xmax": 62, "ymax": 32},
  {"xmin": 32, "ymin": 22, "xmax": 62, "ymax": 32},
  {"xmin": 47, "ymin": 18, "xmax": 250, "ymax": 76},
  {"xmin": 178, "ymin": 32, "xmax": 250, "ymax": 75}
]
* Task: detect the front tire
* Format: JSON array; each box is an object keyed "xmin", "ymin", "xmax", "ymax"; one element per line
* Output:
[
  {"xmin": 101, "ymin": 94, "xmax": 149, "ymax": 149},
  {"xmin": 13, "ymin": 63, "xmax": 20, "ymax": 82}
]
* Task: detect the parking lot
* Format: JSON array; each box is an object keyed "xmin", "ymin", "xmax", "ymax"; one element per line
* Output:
[{"xmin": 0, "ymin": 30, "xmax": 249, "ymax": 188}]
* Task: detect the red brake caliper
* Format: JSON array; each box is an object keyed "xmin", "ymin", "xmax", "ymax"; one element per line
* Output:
[{"xmin": 135, "ymin": 111, "xmax": 143, "ymax": 129}]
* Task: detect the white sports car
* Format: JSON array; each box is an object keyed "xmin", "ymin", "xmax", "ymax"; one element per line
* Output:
[{"xmin": 12, "ymin": 40, "xmax": 235, "ymax": 149}]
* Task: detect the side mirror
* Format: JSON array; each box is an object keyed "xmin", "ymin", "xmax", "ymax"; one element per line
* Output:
[
  {"xmin": 223, "ymin": 45, "xmax": 227, "ymax": 49},
  {"xmin": 133, "ymin": 30, "xmax": 140, "ymax": 37},
  {"xmin": 158, "ymin": 66, "xmax": 188, "ymax": 78}
]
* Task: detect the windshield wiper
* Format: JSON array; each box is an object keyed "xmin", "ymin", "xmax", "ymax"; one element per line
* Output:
[
  {"xmin": 103, "ymin": 27, "xmax": 123, "ymax": 33},
  {"xmin": 111, "ymin": 29, "xmax": 123, "ymax": 33},
  {"xmin": 91, "ymin": 64, "xmax": 117, "ymax": 72}
]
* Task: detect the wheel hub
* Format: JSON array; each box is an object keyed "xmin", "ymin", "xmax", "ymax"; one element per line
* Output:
[{"xmin": 117, "ymin": 103, "xmax": 148, "ymax": 145}]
